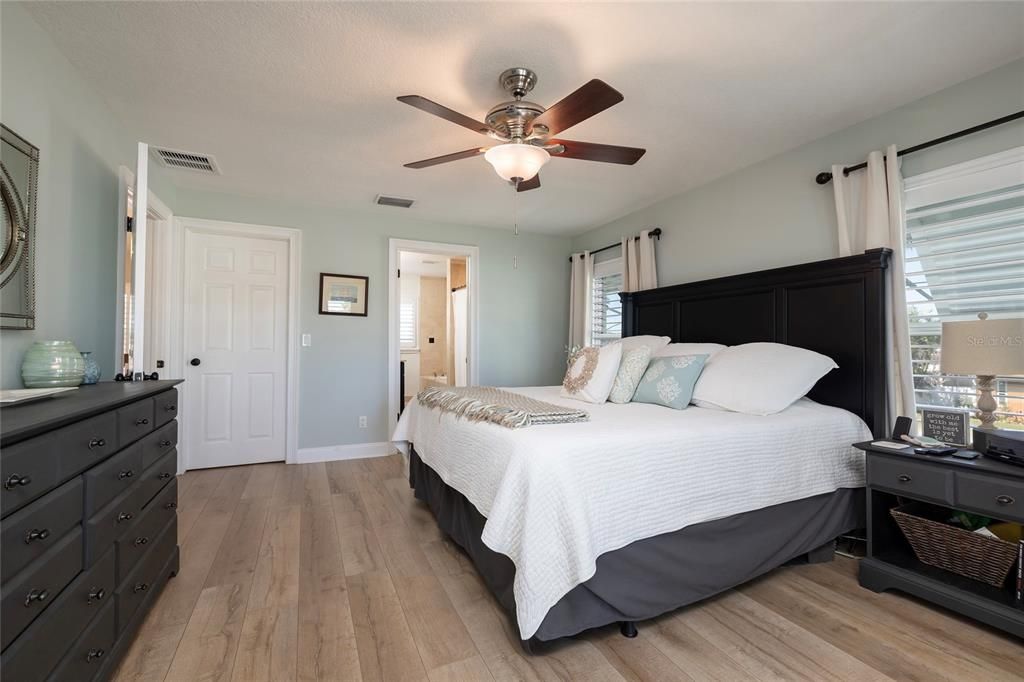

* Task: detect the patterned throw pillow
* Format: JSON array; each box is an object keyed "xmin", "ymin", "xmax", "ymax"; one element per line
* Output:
[
  {"xmin": 631, "ymin": 354, "xmax": 708, "ymax": 409},
  {"xmin": 560, "ymin": 343, "xmax": 623, "ymax": 404},
  {"xmin": 608, "ymin": 346, "xmax": 652, "ymax": 404}
]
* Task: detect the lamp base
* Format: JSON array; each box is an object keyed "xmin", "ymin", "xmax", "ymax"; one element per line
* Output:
[{"xmin": 975, "ymin": 374, "xmax": 998, "ymax": 429}]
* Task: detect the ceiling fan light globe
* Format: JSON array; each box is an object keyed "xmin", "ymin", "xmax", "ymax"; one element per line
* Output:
[{"xmin": 484, "ymin": 143, "xmax": 550, "ymax": 183}]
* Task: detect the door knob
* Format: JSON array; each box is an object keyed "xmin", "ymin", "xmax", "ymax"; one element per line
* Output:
[{"xmin": 190, "ymin": 358, "xmax": 201, "ymax": 366}]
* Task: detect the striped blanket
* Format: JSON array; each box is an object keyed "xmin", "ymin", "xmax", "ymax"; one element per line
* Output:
[{"xmin": 417, "ymin": 386, "xmax": 589, "ymax": 428}]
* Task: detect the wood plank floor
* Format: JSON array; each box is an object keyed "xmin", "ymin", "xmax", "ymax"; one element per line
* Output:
[{"xmin": 113, "ymin": 456, "xmax": 1023, "ymax": 681}]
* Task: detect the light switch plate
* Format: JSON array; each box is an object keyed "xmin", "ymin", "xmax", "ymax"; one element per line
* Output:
[{"xmin": 301, "ymin": 333, "xmax": 311, "ymax": 347}]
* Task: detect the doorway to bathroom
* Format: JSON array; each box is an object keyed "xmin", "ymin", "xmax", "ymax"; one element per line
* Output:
[{"xmin": 388, "ymin": 239, "xmax": 479, "ymax": 435}]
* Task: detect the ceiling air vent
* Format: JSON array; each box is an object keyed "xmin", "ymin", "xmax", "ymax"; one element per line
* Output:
[
  {"xmin": 375, "ymin": 194, "xmax": 415, "ymax": 209},
  {"xmin": 151, "ymin": 147, "xmax": 221, "ymax": 175}
]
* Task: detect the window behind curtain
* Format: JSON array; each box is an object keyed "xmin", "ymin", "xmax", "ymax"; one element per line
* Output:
[
  {"xmin": 903, "ymin": 147, "xmax": 1024, "ymax": 431},
  {"xmin": 399, "ymin": 302, "xmax": 417, "ymax": 349},
  {"xmin": 591, "ymin": 257, "xmax": 623, "ymax": 347}
]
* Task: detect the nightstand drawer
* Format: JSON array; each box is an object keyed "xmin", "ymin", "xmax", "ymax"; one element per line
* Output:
[
  {"xmin": 955, "ymin": 472, "xmax": 1024, "ymax": 523},
  {"xmin": 867, "ymin": 456, "xmax": 955, "ymax": 504}
]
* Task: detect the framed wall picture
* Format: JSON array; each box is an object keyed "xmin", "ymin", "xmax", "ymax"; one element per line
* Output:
[{"xmin": 319, "ymin": 273, "xmax": 368, "ymax": 317}]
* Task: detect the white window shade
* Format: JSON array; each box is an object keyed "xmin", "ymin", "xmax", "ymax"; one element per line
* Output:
[
  {"xmin": 903, "ymin": 147, "xmax": 1024, "ymax": 430},
  {"xmin": 400, "ymin": 302, "xmax": 417, "ymax": 348},
  {"xmin": 591, "ymin": 258, "xmax": 623, "ymax": 347}
]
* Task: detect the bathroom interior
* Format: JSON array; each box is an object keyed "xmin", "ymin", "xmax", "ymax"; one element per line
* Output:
[{"xmin": 399, "ymin": 251, "xmax": 469, "ymax": 407}]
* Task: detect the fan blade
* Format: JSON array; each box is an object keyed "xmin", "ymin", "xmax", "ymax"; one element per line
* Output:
[
  {"xmin": 531, "ymin": 80, "xmax": 623, "ymax": 136},
  {"xmin": 549, "ymin": 139, "xmax": 646, "ymax": 165},
  {"xmin": 397, "ymin": 95, "xmax": 493, "ymax": 136},
  {"xmin": 516, "ymin": 175, "xmax": 541, "ymax": 192},
  {"xmin": 403, "ymin": 147, "xmax": 486, "ymax": 169}
]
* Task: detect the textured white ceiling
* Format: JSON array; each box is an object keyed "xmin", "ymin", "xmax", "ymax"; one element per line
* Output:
[
  {"xmin": 24, "ymin": 2, "xmax": 1024, "ymax": 235},
  {"xmin": 399, "ymin": 251, "xmax": 448, "ymax": 278}
]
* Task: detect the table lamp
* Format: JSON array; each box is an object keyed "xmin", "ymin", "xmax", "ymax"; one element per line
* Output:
[{"xmin": 940, "ymin": 313, "xmax": 1024, "ymax": 430}]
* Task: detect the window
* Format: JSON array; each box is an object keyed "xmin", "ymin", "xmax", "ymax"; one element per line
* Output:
[
  {"xmin": 591, "ymin": 257, "xmax": 623, "ymax": 347},
  {"xmin": 903, "ymin": 147, "xmax": 1024, "ymax": 431},
  {"xmin": 400, "ymin": 301, "xmax": 417, "ymax": 349}
]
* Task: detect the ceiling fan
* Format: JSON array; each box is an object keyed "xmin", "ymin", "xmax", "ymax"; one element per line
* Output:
[{"xmin": 398, "ymin": 67, "xmax": 646, "ymax": 192}]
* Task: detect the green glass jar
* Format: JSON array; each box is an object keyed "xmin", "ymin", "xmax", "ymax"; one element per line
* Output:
[{"xmin": 21, "ymin": 340, "xmax": 85, "ymax": 388}]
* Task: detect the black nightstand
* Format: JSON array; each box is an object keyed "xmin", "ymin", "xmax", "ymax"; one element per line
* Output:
[{"xmin": 854, "ymin": 441, "xmax": 1024, "ymax": 637}]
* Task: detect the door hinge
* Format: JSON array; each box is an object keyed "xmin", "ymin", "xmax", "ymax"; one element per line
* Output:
[
  {"xmin": 397, "ymin": 268, "xmax": 401, "ymax": 278},
  {"xmin": 126, "ymin": 216, "xmax": 133, "ymax": 233}
]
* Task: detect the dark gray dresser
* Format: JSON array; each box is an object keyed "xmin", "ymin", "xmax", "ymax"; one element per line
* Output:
[{"xmin": 1, "ymin": 380, "xmax": 182, "ymax": 681}]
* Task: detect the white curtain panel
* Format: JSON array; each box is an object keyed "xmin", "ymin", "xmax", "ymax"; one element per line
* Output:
[
  {"xmin": 568, "ymin": 251, "xmax": 593, "ymax": 348},
  {"xmin": 832, "ymin": 145, "xmax": 916, "ymax": 426},
  {"xmin": 622, "ymin": 229, "xmax": 658, "ymax": 292}
]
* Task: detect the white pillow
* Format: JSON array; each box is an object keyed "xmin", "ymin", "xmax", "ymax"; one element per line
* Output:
[
  {"xmin": 691, "ymin": 342, "xmax": 837, "ymax": 415},
  {"xmin": 561, "ymin": 344, "xmax": 623, "ymax": 403},
  {"xmin": 655, "ymin": 342, "xmax": 727, "ymax": 358},
  {"xmin": 617, "ymin": 335, "xmax": 671, "ymax": 353}
]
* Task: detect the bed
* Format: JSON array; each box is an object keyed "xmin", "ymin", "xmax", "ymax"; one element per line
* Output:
[{"xmin": 393, "ymin": 248, "xmax": 892, "ymax": 648}]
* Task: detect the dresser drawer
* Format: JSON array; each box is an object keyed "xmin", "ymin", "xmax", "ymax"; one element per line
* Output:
[
  {"xmin": 135, "ymin": 449, "xmax": 177, "ymax": 509},
  {"xmin": 141, "ymin": 420, "xmax": 178, "ymax": 470},
  {"xmin": 84, "ymin": 485, "xmax": 142, "ymax": 567},
  {"xmin": 1, "ymin": 413, "xmax": 115, "ymax": 517},
  {"xmin": 0, "ymin": 527, "xmax": 83, "ymax": 649},
  {"xmin": 1, "ymin": 478, "xmax": 83, "ymax": 582},
  {"xmin": 868, "ymin": 455, "xmax": 955, "ymax": 504},
  {"xmin": 955, "ymin": 472, "xmax": 1024, "ymax": 524},
  {"xmin": 117, "ymin": 479, "xmax": 177, "ymax": 579},
  {"xmin": 116, "ymin": 521, "xmax": 175, "ymax": 631},
  {"xmin": 46, "ymin": 602, "xmax": 116, "ymax": 682},
  {"xmin": 153, "ymin": 388, "xmax": 179, "ymax": 429},
  {"xmin": 83, "ymin": 443, "xmax": 142, "ymax": 516},
  {"xmin": 0, "ymin": 547, "xmax": 114, "ymax": 678},
  {"xmin": 117, "ymin": 398, "xmax": 155, "ymax": 446}
]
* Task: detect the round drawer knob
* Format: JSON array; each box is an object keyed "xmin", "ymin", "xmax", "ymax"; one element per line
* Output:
[
  {"xmin": 88, "ymin": 438, "xmax": 106, "ymax": 450},
  {"xmin": 86, "ymin": 649, "xmax": 105, "ymax": 662},
  {"xmin": 897, "ymin": 474, "xmax": 912, "ymax": 483},
  {"xmin": 24, "ymin": 528, "xmax": 50, "ymax": 544},
  {"xmin": 159, "ymin": 472, "xmax": 172, "ymax": 480},
  {"xmin": 24, "ymin": 588, "xmax": 48, "ymax": 606},
  {"xmin": 996, "ymin": 494, "xmax": 1015, "ymax": 505},
  {"xmin": 4, "ymin": 474, "xmax": 31, "ymax": 490},
  {"xmin": 119, "ymin": 470, "xmax": 135, "ymax": 480},
  {"xmin": 133, "ymin": 582, "xmax": 149, "ymax": 593},
  {"xmin": 159, "ymin": 440, "xmax": 172, "ymax": 447},
  {"xmin": 117, "ymin": 511, "xmax": 134, "ymax": 522},
  {"xmin": 165, "ymin": 404, "xmax": 177, "ymax": 412},
  {"xmin": 164, "ymin": 501, "xmax": 178, "ymax": 510},
  {"xmin": 135, "ymin": 418, "xmax": 150, "ymax": 426},
  {"xmin": 134, "ymin": 536, "xmax": 149, "ymax": 546},
  {"xmin": 87, "ymin": 587, "xmax": 106, "ymax": 604}
]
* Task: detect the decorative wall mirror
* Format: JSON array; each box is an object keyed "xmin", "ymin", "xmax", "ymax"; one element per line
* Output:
[{"xmin": 1, "ymin": 124, "xmax": 38, "ymax": 330}]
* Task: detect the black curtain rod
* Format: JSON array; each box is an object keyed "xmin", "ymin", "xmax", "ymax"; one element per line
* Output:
[
  {"xmin": 568, "ymin": 228, "xmax": 662, "ymax": 262},
  {"xmin": 814, "ymin": 110, "xmax": 1024, "ymax": 185}
]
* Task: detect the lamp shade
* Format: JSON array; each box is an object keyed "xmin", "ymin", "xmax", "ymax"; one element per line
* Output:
[
  {"xmin": 940, "ymin": 317, "xmax": 1024, "ymax": 375},
  {"xmin": 484, "ymin": 143, "xmax": 550, "ymax": 182}
]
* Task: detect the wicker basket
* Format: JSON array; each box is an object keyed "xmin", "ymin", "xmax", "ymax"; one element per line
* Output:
[{"xmin": 890, "ymin": 502, "xmax": 1019, "ymax": 588}]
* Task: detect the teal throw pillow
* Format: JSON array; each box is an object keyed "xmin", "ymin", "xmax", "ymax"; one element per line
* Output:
[{"xmin": 631, "ymin": 354, "xmax": 708, "ymax": 409}]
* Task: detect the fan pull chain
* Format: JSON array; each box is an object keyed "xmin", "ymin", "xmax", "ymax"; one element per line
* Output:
[{"xmin": 512, "ymin": 182, "xmax": 519, "ymax": 269}]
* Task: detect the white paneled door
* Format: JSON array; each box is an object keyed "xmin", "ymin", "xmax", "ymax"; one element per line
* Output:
[{"xmin": 184, "ymin": 231, "xmax": 289, "ymax": 468}]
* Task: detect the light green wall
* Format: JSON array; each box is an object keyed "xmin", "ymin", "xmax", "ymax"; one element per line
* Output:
[
  {"xmin": 572, "ymin": 59, "xmax": 1024, "ymax": 286},
  {"xmin": 171, "ymin": 190, "xmax": 570, "ymax": 449},
  {"xmin": 0, "ymin": 4, "xmax": 176, "ymax": 387}
]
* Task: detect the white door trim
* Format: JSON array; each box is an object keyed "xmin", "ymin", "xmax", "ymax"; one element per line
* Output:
[
  {"xmin": 169, "ymin": 217, "xmax": 302, "ymax": 471},
  {"xmin": 388, "ymin": 238, "xmax": 480, "ymax": 438}
]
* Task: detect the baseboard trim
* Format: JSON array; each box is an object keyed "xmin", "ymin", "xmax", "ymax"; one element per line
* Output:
[{"xmin": 295, "ymin": 441, "xmax": 397, "ymax": 464}]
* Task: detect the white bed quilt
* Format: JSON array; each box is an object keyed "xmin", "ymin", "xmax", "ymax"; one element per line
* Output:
[{"xmin": 392, "ymin": 386, "xmax": 870, "ymax": 640}]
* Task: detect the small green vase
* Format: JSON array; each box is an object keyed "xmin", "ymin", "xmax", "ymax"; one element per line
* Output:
[{"xmin": 21, "ymin": 340, "xmax": 86, "ymax": 388}]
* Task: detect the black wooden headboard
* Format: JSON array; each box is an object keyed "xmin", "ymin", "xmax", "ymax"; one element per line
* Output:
[{"xmin": 621, "ymin": 248, "xmax": 891, "ymax": 438}]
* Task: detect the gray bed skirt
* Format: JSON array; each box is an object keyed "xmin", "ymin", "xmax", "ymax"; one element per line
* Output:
[{"xmin": 409, "ymin": 448, "xmax": 864, "ymax": 646}]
